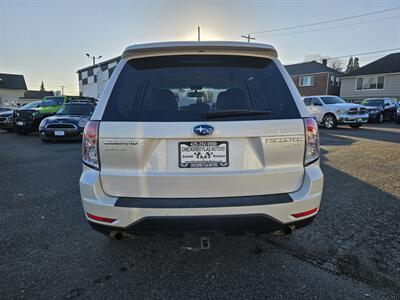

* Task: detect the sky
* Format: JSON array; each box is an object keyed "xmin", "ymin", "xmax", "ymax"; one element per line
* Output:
[{"xmin": 0, "ymin": 0, "xmax": 399, "ymax": 95}]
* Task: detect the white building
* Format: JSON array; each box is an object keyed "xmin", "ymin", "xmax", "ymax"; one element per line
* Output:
[
  {"xmin": 77, "ymin": 56, "xmax": 121, "ymax": 99},
  {"xmin": 0, "ymin": 73, "xmax": 27, "ymax": 107}
]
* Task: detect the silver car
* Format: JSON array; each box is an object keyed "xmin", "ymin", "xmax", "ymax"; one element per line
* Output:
[{"xmin": 80, "ymin": 41, "xmax": 323, "ymax": 239}]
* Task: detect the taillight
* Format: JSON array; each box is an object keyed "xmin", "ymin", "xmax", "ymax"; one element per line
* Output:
[
  {"xmin": 82, "ymin": 120, "xmax": 100, "ymax": 169},
  {"xmin": 304, "ymin": 118, "xmax": 320, "ymax": 166}
]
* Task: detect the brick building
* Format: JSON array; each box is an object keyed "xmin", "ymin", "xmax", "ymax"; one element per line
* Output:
[{"xmin": 285, "ymin": 60, "xmax": 344, "ymax": 96}]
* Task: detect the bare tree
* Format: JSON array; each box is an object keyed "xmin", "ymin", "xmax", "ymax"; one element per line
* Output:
[
  {"xmin": 304, "ymin": 54, "xmax": 344, "ymax": 72},
  {"xmin": 304, "ymin": 54, "xmax": 324, "ymax": 62}
]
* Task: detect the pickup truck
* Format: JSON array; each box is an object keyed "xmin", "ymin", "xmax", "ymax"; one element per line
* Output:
[{"xmin": 303, "ymin": 95, "xmax": 368, "ymax": 129}]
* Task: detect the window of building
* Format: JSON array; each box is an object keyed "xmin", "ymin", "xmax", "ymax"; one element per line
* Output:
[
  {"xmin": 88, "ymin": 69, "xmax": 94, "ymax": 77},
  {"xmin": 299, "ymin": 75, "xmax": 314, "ymax": 87},
  {"xmin": 330, "ymin": 75, "xmax": 335, "ymax": 86},
  {"xmin": 356, "ymin": 76, "xmax": 384, "ymax": 90},
  {"xmin": 335, "ymin": 77, "xmax": 340, "ymax": 87}
]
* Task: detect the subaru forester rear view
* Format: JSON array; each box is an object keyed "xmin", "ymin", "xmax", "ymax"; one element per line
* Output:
[{"xmin": 80, "ymin": 41, "xmax": 323, "ymax": 239}]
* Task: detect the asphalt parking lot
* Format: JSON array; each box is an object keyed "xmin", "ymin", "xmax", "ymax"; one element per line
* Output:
[{"xmin": 0, "ymin": 123, "xmax": 399, "ymax": 299}]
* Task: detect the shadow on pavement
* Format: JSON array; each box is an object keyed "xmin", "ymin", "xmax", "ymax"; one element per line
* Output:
[
  {"xmin": 320, "ymin": 123, "xmax": 399, "ymax": 144},
  {"xmin": 264, "ymin": 163, "xmax": 400, "ymax": 293}
]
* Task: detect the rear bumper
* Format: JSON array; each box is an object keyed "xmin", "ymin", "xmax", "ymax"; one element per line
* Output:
[
  {"xmin": 13, "ymin": 119, "xmax": 40, "ymax": 132},
  {"xmin": 88, "ymin": 214, "xmax": 316, "ymax": 236},
  {"xmin": 80, "ymin": 164, "xmax": 323, "ymax": 235}
]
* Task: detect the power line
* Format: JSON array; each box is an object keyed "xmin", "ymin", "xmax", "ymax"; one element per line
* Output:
[
  {"xmin": 326, "ymin": 48, "xmax": 400, "ymax": 60},
  {"xmin": 246, "ymin": 6, "xmax": 400, "ymax": 35},
  {"xmin": 264, "ymin": 14, "xmax": 400, "ymax": 37}
]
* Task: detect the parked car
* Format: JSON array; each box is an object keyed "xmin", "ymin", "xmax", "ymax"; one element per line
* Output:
[
  {"xmin": 80, "ymin": 41, "xmax": 323, "ymax": 239},
  {"xmin": 0, "ymin": 110, "xmax": 15, "ymax": 131},
  {"xmin": 13, "ymin": 96, "xmax": 68, "ymax": 135},
  {"xmin": 0, "ymin": 102, "xmax": 41, "ymax": 132},
  {"xmin": 39, "ymin": 97, "xmax": 97, "ymax": 142},
  {"xmin": 360, "ymin": 98, "xmax": 397, "ymax": 123},
  {"xmin": 395, "ymin": 105, "xmax": 400, "ymax": 123},
  {"xmin": 303, "ymin": 95, "xmax": 368, "ymax": 129}
]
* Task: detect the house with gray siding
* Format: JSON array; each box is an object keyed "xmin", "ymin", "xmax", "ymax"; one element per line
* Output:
[{"xmin": 340, "ymin": 53, "xmax": 400, "ymax": 102}]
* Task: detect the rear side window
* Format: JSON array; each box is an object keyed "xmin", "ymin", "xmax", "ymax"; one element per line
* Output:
[
  {"xmin": 102, "ymin": 55, "xmax": 300, "ymax": 121},
  {"xmin": 303, "ymin": 98, "xmax": 311, "ymax": 106}
]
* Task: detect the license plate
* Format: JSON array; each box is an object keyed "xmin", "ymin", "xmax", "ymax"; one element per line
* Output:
[
  {"xmin": 358, "ymin": 119, "xmax": 362, "ymax": 122},
  {"xmin": 179, "ymin": 141, "xmax": 229, "ymax": 168},
  {"xmin": 16, "ymin": 121, "xmax": 24, "ymax": 126},
  {"xmin": 54, "ymin": 130, "xmax": 65, "ymax": 136}
]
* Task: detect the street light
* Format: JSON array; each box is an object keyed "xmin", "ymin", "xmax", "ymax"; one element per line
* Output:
[{"xmin": 85, "ymin": 53, "xmax": 102, "ymax": 66}]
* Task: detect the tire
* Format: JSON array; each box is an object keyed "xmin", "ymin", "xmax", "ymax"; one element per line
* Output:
[
  {"xmin": 350, "ymin": 124, "xmax": 362, "ymax": 129},
  {"xmin": 322, "ymin": 114, "xmax": 337, "ymax": 129},
  {"xmin": 377, "ymin": 113, "xmax": 384, "ymax": 123}
]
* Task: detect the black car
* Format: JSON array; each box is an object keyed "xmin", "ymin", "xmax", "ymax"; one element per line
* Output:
[
  {"xmin": 361, "ymin": 98, "xmax": 397, "ymax": 123},
  {"xmin": 0, "ymin": 107, "xmax": 12, "ymax": 113},
  {"xmin": 0, "ymin": 102, "xmax": 41, "ymax": 132},
  {"xmin": 0, "ymin": 110, "xmax": 15, "ymax": 131},
  {"xmin": 39, "ymin": 98, "xmax": 97, "ymax": 142},
  {"xmin": 395, "ymin": 106, "xmax": 400, "ymax": 123}
]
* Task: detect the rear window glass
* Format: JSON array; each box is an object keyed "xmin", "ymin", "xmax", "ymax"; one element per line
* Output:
[
  {"xmin": 57, "ymin": 104, "xmax": 95, "ymax": 115},
  {"xmin": 102, "ymin": 55, "xmax": 300, "ymax": 121}
]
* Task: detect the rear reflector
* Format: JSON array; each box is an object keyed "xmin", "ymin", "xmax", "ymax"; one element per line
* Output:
[
  {"xmin": 86, "ymin": 212, "xmax": 116, "ymax": 223},
  {"xmin": 291, "ymin": 207, "xmax": 319, "ymax": 218}
]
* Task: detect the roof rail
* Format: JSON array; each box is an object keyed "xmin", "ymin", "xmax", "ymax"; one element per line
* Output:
[{"xmin": 65, "ymin": 96, "xmax": 98, "ymax": 104}]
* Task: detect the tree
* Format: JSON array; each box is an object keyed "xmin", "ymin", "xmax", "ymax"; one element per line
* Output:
[
  {"xmin": 353, "ymin": 57, "xmax": 360, "ymax": 70},
  {"xmin": 329, "ymin": 58, "xmax": 344, "ymax": 72},
  {"xmin": 304, "ymin": 54, "xmax": 343, "ymax": 72},
  {"xmin": 304, "ymin": 54, "xmax": 324, "ymax": 63},
  {"xmin": 345, "ymin": 57, "xmax": 360, "ymax": 73},
  {"xmin": 345, "ymin": 57, "xmax": 354, "ymax": 73},
  {"xmin": 40, "ymin": 81, "xmax": 45, "ymax": 91}
]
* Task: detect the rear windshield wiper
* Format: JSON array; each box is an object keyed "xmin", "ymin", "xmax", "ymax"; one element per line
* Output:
[{"xmin": 202, "ymin": 109, "xmax": 272, "ymax": 119}]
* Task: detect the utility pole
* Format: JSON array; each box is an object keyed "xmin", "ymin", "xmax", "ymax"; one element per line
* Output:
[
  {"xmin": 85, "ymin": 53, "xmax": 102, "ymax": 66},
  {"xmin": 61, "ymin": 85, "xmax": 65, "ymax": 95},
  {"xmin": 198, "ymin": 26, "xmax": 201, "ymax": 41},
  {"xmin": 241, "ymin": 34, "xmax": 255, "ymax": 43}
]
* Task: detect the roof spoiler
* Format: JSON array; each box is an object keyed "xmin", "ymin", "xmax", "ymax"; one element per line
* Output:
[{"xmin": 122, "ymin": 41, "xmax": 278, "ymax": 59}]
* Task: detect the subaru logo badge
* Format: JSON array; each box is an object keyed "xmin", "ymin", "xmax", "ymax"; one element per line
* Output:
[{"xmin": 192, "ymin": 124, "xmax": 214, "ymax": 136}]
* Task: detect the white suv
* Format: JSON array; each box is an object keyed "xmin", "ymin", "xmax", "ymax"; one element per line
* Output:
[
  {"xmin": 303, "ymin": 95, "xmax": 368, "ymax": 129},
  {"xmin": 80, "ymin": 42, "xmax": 323, "ymax": 239}
]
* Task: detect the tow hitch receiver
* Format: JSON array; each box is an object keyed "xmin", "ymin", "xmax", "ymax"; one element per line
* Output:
[{"xmin": 200, "ymin": 236, "xmax": 210, "ymax": 249}]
